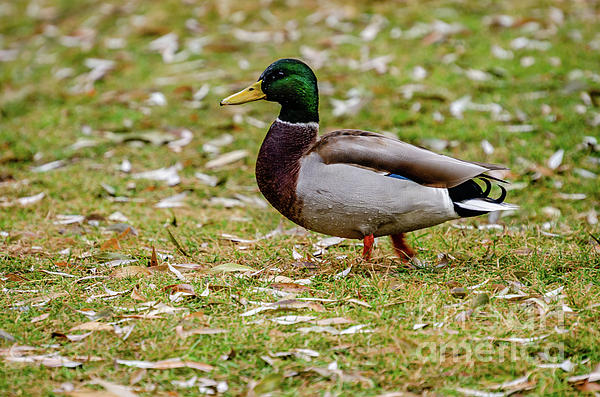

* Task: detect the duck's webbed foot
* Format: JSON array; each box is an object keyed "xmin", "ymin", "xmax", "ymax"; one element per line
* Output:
[
  {"xmin": 362, "ymin": 234, "xmax": 375, "ymax": 261},
  {"xmin": 390, "ymin": 233, "xmax": 415, "ymax": 262}
]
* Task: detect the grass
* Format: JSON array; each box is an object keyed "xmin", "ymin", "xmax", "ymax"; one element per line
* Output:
[{"xmin": 1, "ymin": 0, "xmax": 599, "ymax": 395}]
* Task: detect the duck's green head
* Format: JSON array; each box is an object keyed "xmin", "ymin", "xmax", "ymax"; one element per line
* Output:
[{"xmin": 220, "ymin": 58, "xmax": 319, "ymax": 124}]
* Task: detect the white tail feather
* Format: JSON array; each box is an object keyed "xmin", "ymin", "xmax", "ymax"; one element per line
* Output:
[{"xmin": 455, "ymin": 199, "xmax": 519, "ymax": 213}]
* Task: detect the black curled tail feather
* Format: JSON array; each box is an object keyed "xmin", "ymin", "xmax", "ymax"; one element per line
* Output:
[{"xmin": 448, "ymin": 176, "xmax": 508, "ymax": 217}]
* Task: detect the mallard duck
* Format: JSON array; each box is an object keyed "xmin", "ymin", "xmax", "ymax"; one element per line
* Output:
[{"xmin": 220, "ymin": 59, "xmax": 517, "ymax": 261}]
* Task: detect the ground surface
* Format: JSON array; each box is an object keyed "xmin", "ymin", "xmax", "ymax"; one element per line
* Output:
[{"xmin": 1, "ymin": 0, "xmax": 599, "ymax": 396}]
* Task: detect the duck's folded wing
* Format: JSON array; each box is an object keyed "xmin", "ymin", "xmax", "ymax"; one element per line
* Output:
[{"xmin": 311, "ymin": 130, "xmax": 507, "ymax": 188}]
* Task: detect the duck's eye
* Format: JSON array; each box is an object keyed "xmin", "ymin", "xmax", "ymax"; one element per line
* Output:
[{"xmin": 277, "ymin": 71, "xmax": 285, "ymax": 78}]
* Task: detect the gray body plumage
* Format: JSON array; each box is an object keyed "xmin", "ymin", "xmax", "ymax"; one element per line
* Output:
[{"xmin": 296, "ymin": 152, "xmax": 458, "ymax": 239}]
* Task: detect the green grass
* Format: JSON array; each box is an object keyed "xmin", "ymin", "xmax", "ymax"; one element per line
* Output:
[{"xmin": 1, "ymin": 0, "xmax": 599, "ymax": 395}]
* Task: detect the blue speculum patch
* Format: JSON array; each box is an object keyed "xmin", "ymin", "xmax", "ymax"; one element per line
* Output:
[{"xmin": 386, "ymin": 173, "xmax": 412, "ymax": 182}]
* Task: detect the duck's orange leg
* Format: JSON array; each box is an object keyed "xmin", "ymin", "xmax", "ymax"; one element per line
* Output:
[
  {"xmin": 390, "ymin": 233, "xmax": 415, "ymax": 262},
  {"xmin": 362, "ymin": 234, "xmax": 375, "ymax": 260}
]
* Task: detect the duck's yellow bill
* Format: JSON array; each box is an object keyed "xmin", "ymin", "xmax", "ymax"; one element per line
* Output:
[{"xmin": 220, "ymin": 80, "xmax": 265, "ymax": 105}]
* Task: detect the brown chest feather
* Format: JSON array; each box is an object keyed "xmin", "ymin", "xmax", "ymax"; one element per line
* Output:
[{"xmin": 255, "ymin": 120, "xmax": 317, "ymax": 223}]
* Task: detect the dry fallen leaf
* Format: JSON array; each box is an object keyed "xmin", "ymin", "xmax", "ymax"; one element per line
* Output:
[
  {"xmin": 32, "ymin": 160, "xmax": 66, "ymax": 173},
  {"xmin": 5, "ymin": 354, "xmax": 82, "ymax": 368},
  {"xmin": 116, "ymin": 226, "xmax": 135, "ymax": 240},
  {"xmin": 538, "ymin": 359, "xmax": 576, "ymax": 372},
  {"xmin": 489, "ymin": 374, "xmax": 535, "ymax": 393},
  {"xmin": 195, "ymin": 172, "xmax": 218, "ymax": 187},
  {"xmin": 116, "ymin": 357, "xmax": 213, "ymax": 372},
  {"xmin": 130, "ymin": 286, "xmax": 147, "ymax": 302},
  {"xmin": 208, "ymin": 263, "xmax": 256, "ymax": 274},
  {"xmin": 69, "ymin": 321, "xmax": 114, "ymax": 332},
  {"xmin": 0, "ymin": 329, "xmax": 16, "ymax": 342},
  {"xmin": 576, "ymin": 381, "xmax": 600, "ymax": 392},
  {"xmin": 52, "ymin": 331, "xmax": 93, "ymax": 342},
  {"xmin": 53, "ymin": 216, "xmax": 83, "ymax": 230},
  {"xmin": 313, "ymin": 236, "xmax": 345, "ymax": 249},
  {"xmin": 164, "ymin": 283, "xmax": 195, "ymax": 295},
  {"xmin": 205, "ymin": 150, "xmax": 248, "ymax": 169},
  {"xmin": 547, "ymin": 149, "xmax": 565, "ymax": 170},
  {"xmin": 89, "ymin": 378, "xmax": 138, "ymax": 397},
  {"xmin": 166, "ymin": 262, "xmax": 186, "ymax": 280},
  {"xmin": 270, "ymin": 283, "xmax": 311, "ymax": 293},
  {"xmin": 498, "ymin": 334, "xmax": 550, "ymax": 344},
  {"xmin": 150, "ymin": 246, "xmax": 159, "ymax": 267},
  {"xmin": 455, "ymin": 388, "xmax": 504, "ymax": 397},
  {"xmin": 241, "ymin": 299, "xmax": 326, "ymax": 317},
  {"xmin": 312, "ymin": 317, "xmax": 354, "ymax": 326},
  {"xmin": 111, "ymin": 266, "xmax": 152, "ymax": 279},
  {"xmin": 144, "ymin": 302, "xmax": 184, "ymax": 317},
  {"xmin": 15, "ymin": 192, "xmax": 45, "ymax": 207},
  {"xmin": 568, "ymin": 363, "xmax": 600, "ymax": 384},
  {"xmin": 30, "ymin": 313, "xmax": 50, "ymax": 323},
  {"xmin": 155, "ymin": 192, "xmax": 188, "ymax": 208},
  {"xmin": 100, "ymin": 238, "xmax": 121, "ymax": 251},
  {"xmin": 150, "ymin": 263, "xmax": 204, "ymax": 274},
  {"xmin": 182, "ymin": 311, "xmax": 206, "ymax": 322},
  {"xmin": 270, "ymin": 315, "xmax": 317, "ymax": 325},
  {"xmin": 129, "ymin": 369, "xmax": 146, "ymax": 385},
  {"xmin": 132, "ymin": 163, "xmax": 181, "ymax": 186},
  {"xmin": 345, "ymin": 298, "xmax": 370, "ymax": 308},
  {"xmin": 66, "ymin": 390, "xmax": 115, "ymax": 397},
  {"xmin": 175, "ymin": 325, "xmax": 228, "ymax": 339},
  {"xmin": 334, "ymin": 266, "xmax": 352, "ymax": 279},
  {"xmin": 302, "ymin": 362, "xmax": 374, "ymax": 387},
  {"xmin": 271, "ymin": 348, "xmax": 320, "ymax": 361},
  {"xmin": 13, "ymin": 292, "xmax": 67, "ymax": 307},
  {"xmin": 298, "ymin": 324, "xmax": 373, "ymax": 335}
]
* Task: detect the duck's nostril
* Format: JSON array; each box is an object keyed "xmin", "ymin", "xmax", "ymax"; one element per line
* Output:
[{"xmin": 248, "ymin": 87, "xmax": 254, "ymax": 91}]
